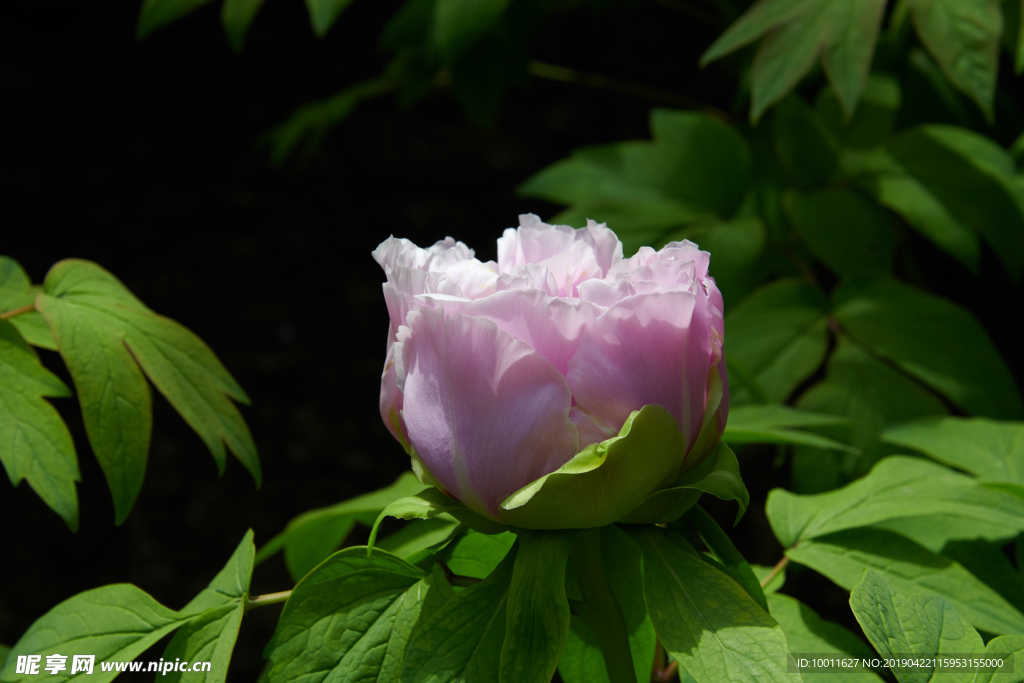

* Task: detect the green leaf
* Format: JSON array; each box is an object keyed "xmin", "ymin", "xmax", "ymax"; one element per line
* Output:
[
  {"xmin": 883, "ymin": 416, "xmax": 1024, "ymax": 485},
  {"xmin": 773, "ymin": 95, "xmax": 839, "ymax": 186},
  {"xmin": 500, "ymin": 530, "xmax": 576, "ymax": 683},
  {"xmin": 817, "ymin": 74, "xmax": 902, "ymax": 151},
  {"xmin": 371, "ymin": 486, "xmax": 507, "ymax": 553},
  {"xmin": 448, "ymin": 23, "xmax": 526, "ymax": 128},
  {"xmin": 767, "ymin": 456, "xmax": 1024, "ymax": 548},
  {"xmin": 0, "ymin": 585, "xmax": 187, "ymax": 683},
  {"xmin": 36, "ymin": 260, "xmax": 259, "ymax": 524},
  {"xmin": 786, "ymin": 527, "xmax": 1024, "ymax": 635},
  {"xmin": 700, "ymin": 0, "xmax": 819, "ymax": 65},
  {"xmin": 785, "ymin": 188, "xmax": 894, "ymax": 276},
  {"xmin": 222, "ymin": 0, "xmax": 266, "ymax": 51},
  {"xmin": 0, "ymin": 257, "xmax": 55, "ymax": 350},
  {"xmin": 402, "ymin": 545, "xmax": 516, "ymax": 683},
  {"xmin": 264, "ymin": 548, "xmax": 426, "ymax": 682},
  {"xmin": 724, "ymin": 279, "xmax": 829, "ymax": 405},
  {"xmin": 833, "ymin": 275, "xmax": 1023, "ymax": 419},
  {"xmin": 304, "ymin": 0, "xmax": 355, "ymax": 37},
  {"xmin": 940, "ymin": 539, "xmax": 1024, "ymax": 615},
  {"xmin": 433, "ymin": 0, "xmax": 511, "ymax": 65},
  {"xmin": 975, "ymin": 636, "xmax": 1024, "ymax": 683},
  {"xmin": 686, "ymin": 505, "xmax": 768, "ymax": 612},
  {"xmin": 436, "ymin": 529, "xmax": 517, "ymax": 580},
  {"xmin": 725, "ymin": 403, "xmax": 856, "ymax": 453},
  {"xmin": 559, "ymin": 526, "xmax": 656, "ymax": 683},
  {"xmin": 256, "ymin": 471, "xmax": 426, "ymax": 581},
  {"xmin": 908, "ymin": 0, "xmax": 1002, "ymax": 120},
  {"xmin": 0, "ymin": 319, "xmax": 79, "ymax": 530},
  {"xmin": 381, "ymin": 565, "xmax": 457, "ymax": 680},
  {"xmin": 631, "ymin": 528, "xmax": 798, "ymax": 683},
  {"xmin": 377, "ymin": 515, "xmax": 462, "ymax": 559},
  {"xmin": 850, "ymin": 570, "xmax": 983, "ymax": 683},
  {"xmin": 767, "ymin": 592, "xmax": 881, "ymax": 683},
  {"xmin": 0, "ymin": 645, "xmax": 8, "ymax": 670},
  {"xmin": 137, "ymin": 0, "xmax": 216, "ymax": 39}
]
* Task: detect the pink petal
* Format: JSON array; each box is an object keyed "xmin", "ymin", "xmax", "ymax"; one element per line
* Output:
[
  {"xmin": 395, "ymin": 307, "xmax": 580, "ymax": 518},
  {"xmin": 567, "ymin": 290, "xmax": 713, "ymax": 451},
  {"xmin": 380, "ymin": 327, "xmax": 409, "ymax": 447},
  {"xmin": 373, "ymin": 235, "xmax": 475, "ymax": 272},
  {"xmin": 463, "ymin": 289, "xmax": 603, "ymax": 377}
]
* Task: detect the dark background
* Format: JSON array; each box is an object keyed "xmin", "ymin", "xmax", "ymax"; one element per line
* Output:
[{"xmin": 2, "ymin": 0, "xmax": 1021, "ymax": 679}]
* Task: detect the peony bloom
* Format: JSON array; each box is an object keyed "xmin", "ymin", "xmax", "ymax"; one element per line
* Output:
[{"xmin": 373, "ymin": 214, "xmax": 728, "ymax": 529}]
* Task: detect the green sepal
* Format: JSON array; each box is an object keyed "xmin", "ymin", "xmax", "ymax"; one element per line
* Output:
[{"xmin": 368, "ymin": 487, "xmax": 508, "ymax": 555}]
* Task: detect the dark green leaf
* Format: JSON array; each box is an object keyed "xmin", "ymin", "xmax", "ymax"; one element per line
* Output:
[
  {"xmin": 0, "ymin": 319, "xmax": 78, "ymax": 530},
  {"xmin": 908, "ymin": 0, "xmax": 1002, "ymax": 120},
  {"xmin": 785, "ymin": 188, "xmax": 894, "ymax": 276},
  {"xmin": 767, "ymin": 456, "xmax": 1024, "ymax": 548},
  {"xmin": 222, "ymin": 0, "xmax": 266, "ymax": 51},
  {"xmin": 0, "ymin": 585, "xmax": 187, "ymax": 683},
  {"xmin": 817, "ymin": 74, "xmax": 901, "ymax": 150},
  {"xmin": 700, "ymin": 0, "xmax": 818, "ymax": 65},
  {"xmin": 0, "ymin": 645, "xmax": 8, "ymax": 670},
  {"xmin": 725, "ymin": 403, "xmax": 856, "ymax": 453},
  {"xmin": 833, "ymin": 275, "xmax": 1023, "ymax": 419},
  {"xmin": 264, "ymin": 548, "xmax": 425, "ymax": 682},
  {"xmin": 882, "ymin": 416, "xmax": 1024, "ymax": 484},
  {"xmin": 850, "ymin": 570, "xmax": 982, "ymax": 683},
  {"xmin": 137, "ymin": 0, "xmax": 216, "ymax": 39},
  {"xmin": 767, "ymin": 592, "xmax": 881, "ymax": 683},
  {"xmin": 402, "ymin": 545, "xmax": 516, "ymax": 682},
  {"xmin": 773, "ymin": 95, "xmax": 839, "ymax": 186},
  {"xmin": 255, "ymin": 471, "xmax": 426, "ymax": 581},
  {"xmin": 941, "ymin": 539, "xmax": 1024, "ymax": 615},
  {"xmin": 819, "ymin": 1, "xmax": 888, "ymax": 118},
  {"xmin": 36, "ymin": 260, "xmax": 258, "ymax": 524},
  {"xmin": 304, "ymin": 0, "xmax": 355, "ymax": 37},
  {"xmin": 631, "ymin": 528, "xmax": 797, "ymax": 683},
  {"xmin": 724, "ymin": 279, "xmax": 829, "ymax": 405},
  {"xmin": 686, "ymin": 505, "xmax": 768, "ymax": 612},
  {"xmin": 500, "ymin": 530, "xmax": 576, "ymax": 683},
  {"xmin": 381, "ymin": 565, "xmax": 456, "ymax": 680},
  {"xmin": 0, "ymin": 257, "xmax": 55, "ymax": 350},
  {"xmin": 786, "ymin": 527, "xmax": 1024, "ymax": 635},
  {"xmin": 433, "ymin": 0, "xmax": 511, "ymax": 65}
]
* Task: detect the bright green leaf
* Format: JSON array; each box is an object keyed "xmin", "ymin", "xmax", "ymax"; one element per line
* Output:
[
  {"xmin": 767, "ymin": 456, "xmax": 1024, "ymax": 548},
  {"xmin": 256, "ymin": 471, "xmax": 426, "ymax": 581},
  {"xmin": 36, "ymin": 259, "xmax": 258, "ymax": 524},
  {"xmin": 787, "ymin": 527, "xmax": 1024, "ymax": 635},
  {"xmin": 222, "ymin": 0, "xmax": 266, "ymax": 51},
  {"xmin": 0, "ymin": 319, "xmax": 79, "ymax": 531},
  {"xmin": 0, "ymin": 257, "xmax": 55, "ymax": 350},
  {"xmin": 137, "ymin": 0, "xmax": 216, "ymax": 39},
  {"xmin": 908, "ymin": 0, "xmax": 1002, "ymax": 120},
  {"xmin": 725, "ymin": 403, "xmax": 856, "ymax": 453},
  {"xmin": 371, "ymin": 486, "xmax": 507, "ymax": 553},
  {"xmin": 631, "ymin": 528, "xmax": 798, "ymax": 683},
  {"xmin": 378, "ymin": 515, "xmax": 462, "ymax": 559},
  {"xmin": 0, "ymin": 585, "xmax": 187, "ymax": 683},
  {"xmin": 725, "ymin": 279, "xmax": 829, "ymax": 405},
  {"xmin": 975, "ymin": 635, "xmax": 1024, "ymax": 683},
  {"xmin": 402, "ymin": 546, "xmax": 516, "ymax": 683},
  {"xmin": 850, "ymin": 570, "xmax": 983, "ymax": 683},
  {"xmin": 436, "ymin": 529, "xmax": 516, "ymax": 580},
  {"xmin": 833, "ymin": 275, "xmax": 1023, "ymax": 419},
  {"xmin": 500, "ymin": 530, "xmax": 576, "ymax": 683}
]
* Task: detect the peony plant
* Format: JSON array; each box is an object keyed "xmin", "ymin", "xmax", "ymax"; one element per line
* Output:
[{"xmin": 373, "ymin": 214, "xmax": 729, "ymax": 529}]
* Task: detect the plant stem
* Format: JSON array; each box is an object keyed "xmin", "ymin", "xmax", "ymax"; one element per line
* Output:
[
  {"xmin": 573, "ymin": 529, "xmax": 638, "ymax": 683},
  {"xmin": 0, "ymin": 304, "xmax": 34, "ymax": 320},
  {"xmin": 244, "ymin": 590, "xmax": 292, "ymax": 611},
  {"xmin": 760, "ymin": 556, "xmax": 789, "ymax": 588}
]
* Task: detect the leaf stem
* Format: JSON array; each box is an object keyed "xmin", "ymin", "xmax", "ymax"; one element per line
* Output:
[
  {"xmin": 527, "ymin": 61, "xmax": 730, "ymax": 121},
  {"xmin": 244, "ymin": 590, "xmax": 291, "ymax": 611},
  {"xmin": 760, "ymin": 556, "xmax": 789, "ymax": 588},
  {"xmin": 573, "ymin": 529, "xmax": 637, "ymax": 683},
  {"xmin": 0, "ymin": 304, "xmax": 34, "ymax": 320}
]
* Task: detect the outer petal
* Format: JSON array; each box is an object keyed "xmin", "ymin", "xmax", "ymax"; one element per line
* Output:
[
  {"xmin": 567, "ymin": 290, "xmax": 712, "ymax": 451},
  {"xmin": 462, "ymin": 289, "xmax": 602, "ymax": 377},
  {"xmin": 379, "ymin": 326, "xmax": 408, "ymax": 448},
  {"xmin": 395, "ymin": 307, "xmax": 580, "ymax": 519},
  {"xmin": 373, "ymin": 235, "xmax": 475, "ymax": 272}
]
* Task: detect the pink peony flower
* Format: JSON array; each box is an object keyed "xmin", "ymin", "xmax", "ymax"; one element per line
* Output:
[{"xmin": 373, "ymin": 214, "xmax": 728, "ymax": 527}]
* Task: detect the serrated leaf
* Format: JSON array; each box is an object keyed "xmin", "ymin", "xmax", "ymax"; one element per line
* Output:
[
  {"xmin": 785, "ymin": 188, "xmax": 895, "ymax": 276},
  {"xmin": 304, "ymin": 0, "xmax": 355, "ymax": 36},
  {"xmin": 767, "ymin": 592, "xmax": 881, "ymax": 683},
  {"xmin": 0, "ymin": 585, "xmax": 187, "ymax": 683},
  {"xmin": 36, "ymin": 259, "xmax": 258, "ymax": 524},
  {"xmin": 499, "ymin": 530, "xmax": 576, "ymax": 683},
  {"xmin": 767, "ymin": 456, "xmax": 1024, "ymax": 549},
  {"xmin": 725, "ymin": 403, "xmax": 856, "ymax": 453},
  {"xmin": 908, "ymin": 0, "xmax": 1002, "ymax": 120},
  {"xmin": 255, "ymin": 471, "xmax": 426, "ymax": 581},
  {"xmin": 631, "ymin": 527, "xmax": 798, "ymax": 683},
  {"xmin": 401, "ymin": 545, "xmax": 516, "ymax": 683},
  {"xmin": 724, "ymin": 279, "xmax": 829, "ymax": 405},
  {"xmin": 222, "ymin": 0, "xmax": 266, "ymax": 51},
  {"xmin": 786, "ymin": 527, "xmax": 1024, "ymax": 635},
  {"xmin": 0, "ymin": 319, "xmax": 79, "ymax": 531},
  {"xmin": 0, "ymin": 257, "xmax": 56, "ymax": 350},
  {"xmin": 850, "ymin": 570, "xmax": 983, "ymax": 683},
  {"xmin": 264, "ymin": 547, "xmax": 426, "ymax": 682},
  {"xmin": 433, "ymin": 0, "xmax": 511, "ymax": 65},
  {"xmin": 136, "ymin": 0, "xmax": 216, "ymax": 39},
  {"xmin": 833, "ymin": 275, "xmax": 1023, "ymax": 419}
]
